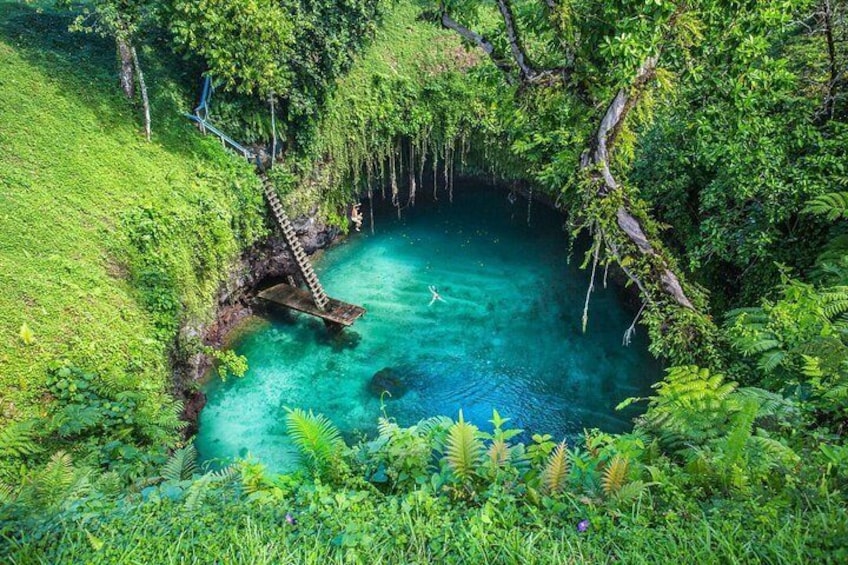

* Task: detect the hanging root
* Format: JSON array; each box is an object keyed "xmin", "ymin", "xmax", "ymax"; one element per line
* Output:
[
  {"xmin": 582, "ymin": 232, "xmax": 601, "ymax": 333},
  {"xmin": 623, "ymin": 302, "xmax": 647, "ymax": 346}
]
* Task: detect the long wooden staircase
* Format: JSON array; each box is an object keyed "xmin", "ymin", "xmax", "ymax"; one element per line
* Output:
[
  {"xmin": 261, "ymin": 175, "xmax": 329, "ymax": 310},
  {"xmin": 184, "ymin": 78, "xmax": 363, "ymax": 327},
  {"xmin": 258, "ymin": 175, "xmax": 365, "ymax": 327}
]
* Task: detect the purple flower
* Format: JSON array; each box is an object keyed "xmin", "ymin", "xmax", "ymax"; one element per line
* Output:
[
  {"xmin": 285, "ymin": 513, "xmax": 297, "ymax": 526},
  {"xmin": 577, "ymin": 519, "xmax": 589, "ymax": 533}
]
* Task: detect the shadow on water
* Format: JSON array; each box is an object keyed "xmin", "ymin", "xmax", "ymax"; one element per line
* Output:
[{"xmin": 198, "ymin": 182, "xmax": 664, "ymax": 472}]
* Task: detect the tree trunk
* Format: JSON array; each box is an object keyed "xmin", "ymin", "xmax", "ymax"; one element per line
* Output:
[
  {"xmin": 117, "ymin": 38, "xmax": 134, "ymax": 99},
  {"xmin": 822, "ymin": 0, "xmax": 839, "ymax": 121},
  {"xmin": 270, "ymin": 94, "xmax": 277, "ymax": 167},
  {"xmin": 581, "ymin": 56, "xmax": 695, "ymax": 310},
  {"xmin": 131, "ymin": 46, "xmax": 151, "ymax": 142}
]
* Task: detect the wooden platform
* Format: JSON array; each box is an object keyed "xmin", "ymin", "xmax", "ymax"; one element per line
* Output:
[{"xmin": 257, "ymin": 283, "xmax": 365, "ymax": 327}]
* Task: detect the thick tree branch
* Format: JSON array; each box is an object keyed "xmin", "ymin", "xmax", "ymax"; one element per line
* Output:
[
  {"xmin": 495, "ymin": 0, "xmax": 537, "ymax": 80},
  {"xmin": 581, "ymin": 55, "xmax": 695, "ymax": 310},
  {"xmin": 439, "ymin": 1, "xmax": 698, "ymax": 312},
  {"xmin": 821, "ymin": 0, "xmax": 839, "ymax": 121},
  {"xmin": 117, "ymin": 38, "xmax": 135, "ymax": 99},
  {"xmin": 131, "ymin": 45, "xmax": 151, "ymax": 142},
  {"xmin": 440, "ymin": 12, "xmax": 516, "ymax": 82}
]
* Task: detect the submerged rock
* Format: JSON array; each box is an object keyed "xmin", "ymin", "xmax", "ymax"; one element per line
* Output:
[{"xmin": 367, "ymin": 367, "xmax": 410, "ymax": 399}]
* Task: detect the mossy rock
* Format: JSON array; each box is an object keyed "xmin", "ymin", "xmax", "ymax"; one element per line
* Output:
[{"xmin": 367, "ymin": 367, "xmax": 410, "ymax": 399}]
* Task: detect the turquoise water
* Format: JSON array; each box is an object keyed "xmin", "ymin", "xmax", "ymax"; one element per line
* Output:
[{"xmin": 197, "ymin": 185, "xmax": 661, "ymax": 471}]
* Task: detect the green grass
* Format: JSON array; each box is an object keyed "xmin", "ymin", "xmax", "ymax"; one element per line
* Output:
[
  {"xmin": 4, "ymin": 478, "xmax": 846, "ymax": 564},
  {"xmin": 0, "ymin": 2, "xmax": 265, "ymax": 423}
]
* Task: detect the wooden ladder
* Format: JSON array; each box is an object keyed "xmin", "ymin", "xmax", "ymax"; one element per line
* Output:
[{"xmin": 260, "ymin": 175, "xmax": 330, "ymax": 311}]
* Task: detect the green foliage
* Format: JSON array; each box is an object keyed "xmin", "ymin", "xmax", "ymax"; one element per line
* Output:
[
  {"xmin": 805, "ymin": 191, "xmax": 848, "ymax": 221},
  {"xmin": 4, "ymin": 409, "xmax": 847, "ymax": 563},
  {"xmin": 442, "ymin": 410, "xmax": 484, "ymax": 484},
  {"xmin": 168, "ymin": 0, "xmax": 381, "ymax": 139},
  {"xmin": 206, "ymin": 347, "xmax": 248, "ymax": 381},
  {"xmin": 0, "ymin": 421, "xmax": 39, "ymax": 460},
  {"xmin": 726, "ymin": 277, "xmax": 848, "ymax": 428},
  {"xmin": 168, "ymin": 0, "xmax": 294, "ymax": 97},
  {"xmin": 284, "ymin": 407, "xmax": 345, "ymax": 477},
  {"xmin": 635, "ymin": 365, "xmax": 739, "ymax": 448},
  {"xmin": 0, "ymin": 1, "xmax": 265, "ymax": 435},
  {"xmin": 161, "ymin": 445, "xmax": 197, "ymax": 482},
  {"xmin": 539, "ymin": 440, "xmax": 569, "ymax": 496}
]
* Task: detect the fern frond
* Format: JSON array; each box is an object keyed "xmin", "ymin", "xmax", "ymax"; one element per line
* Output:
[
  {"xmin": 488, "ymin": 439, "xmax": 510, "ymax": 469},
  {"xmin": 27, "ymin": 451, "xmax": 75, "ymax": 507},
  {"xmin": 162, "ymin": 446, "xmax": 198, "ymax": 482},
  {"xmin": 804, "ymin": 192, "xmax": 848, "ymax": 221},
  {"xmin": 748, "ymin": 435, "xmax": 800, "ymax": 468},
  {"xmin": 0, "ymin": 482, "xmax": 16, "ymax": 504},
  {"xmin": 614, "ymin": 480, "xmax": 648, "ymax": 504},
  {"xmin": 720, "ymin": 400, "xmax": 758, "ymax": 473},
  {"xmin": 0, "ymin": 421, "xmax": 39, "ymax": 458},
  {"xmin": 184, "ymin": 475, "xmax": 212, "ymax": 512},
  {"xmin": 601, "ymin": 455, "xmax": 629, "ymax": 496},
  {"xmin": 416, "ymin": 415, "xmax": 453, "ymax": 438},
  {"xmin": 734, "ymin": 387, "xmax": 797, "ymax": 421},
  {"xmin": 540, "ymin": 441, "xmax": 569, "ymax": 495},
  {"xmin": 284, "ymin": 408, "xmax": 343, "ymax": 472},
  {"xmin": 758, "ymin": 349, "xmax": 787, "ymax": 372},
  {"xmin": 444, "ymin": 411, "xmax": 483, "ymax": 481},
  {"xmin": 819, "ymin": 287, "xmax": 848, "ymax": 318}
]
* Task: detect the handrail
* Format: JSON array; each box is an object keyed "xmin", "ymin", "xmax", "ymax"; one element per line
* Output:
[{"xmin": 184, "ymin": 113, "xmax": 255, "ymax": 160}]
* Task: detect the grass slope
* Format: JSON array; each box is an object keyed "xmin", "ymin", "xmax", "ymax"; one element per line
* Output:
[{"xmin": 0, "ymin": 2, "xmax": 265, "ymax": 423}]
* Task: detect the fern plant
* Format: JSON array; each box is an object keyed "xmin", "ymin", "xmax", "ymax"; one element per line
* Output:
[
  {"xmin": 539, "ymin": 441, "xmax": 569, "ymax": 495},
  {"xmin": 0, "ymin": 421, "xmax": 40, "ymax": 459},
  {"xmin": 284, "ymin": 408, "xmax": 344, "ymax": 476},
  {"xmin": 804, "ymin": 191, "xmax": 848, "ymax": 221},
  {"xmin": 726, "ymin": 279, "xmax": 848, "ymax": 427},
  {"xmin": 601, "ymin": 455, "xmax": 630, "ymax": 497},
  {"xmin": 161, "ymin": 445, "xmax": 198, "ymax": 482},
  {"xmin": 443, "ymin": 411, "xmax": 483, "ymax": 483},
  {"xmin": 637, "ymin": 365, "xmax": 739, "ymax": 450}
]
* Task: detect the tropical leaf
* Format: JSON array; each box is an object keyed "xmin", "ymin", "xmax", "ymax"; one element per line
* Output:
[
  {"xmin": 601, "ymin": 455, "xmax": 629, "ymax": 496},
  {"xmin": 540, "ymin": 441, "xmax": 569, "ymax": 495},
  {"xmin": 758, "ymin": 349, "xmax": 787, "ymax": 373},
  {"xmin": 0, "ymin": 482, "xmax": 15, "ymax": 504},
  {"xmin": 487, "ymin": 438, "xmax": 510, "ymax": 469},
  {"xmin": 614, "ymin": 480, "xmax": 648, "ymax": 504},
  {"xmin": 30, "ymin": 451, "xmax": 75, "ymax": 507},
  {"xmin": 734, "ymin": 387, "xmax": 797, "ymax": 421},
  {"xmin": 162, "ymin": 445, "xmax": 198, "ymax": 482},
  {"xmin": 804, "ymin": 192, "xmax": 848, "ymax": 221},
  {"xmin": 284, "ymin": 408, "xmax": 344, "ymax": 473},
  {"xmin": 444, "ymin": 411, "xmax": 483, "ymax": 482},
  {"xmin": 0, "ymin": 421, "xmax": 40, "ymax": 458}
]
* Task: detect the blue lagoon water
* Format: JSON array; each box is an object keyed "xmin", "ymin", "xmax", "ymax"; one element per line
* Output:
[{"xmin": 197, "ymin": 185, "xmax": 661, "ymax": 470}]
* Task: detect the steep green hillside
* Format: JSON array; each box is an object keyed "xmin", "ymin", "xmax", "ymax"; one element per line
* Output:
[{"xmin": 0, "ymin": 2, "xmax": 265, "ymax": 424}]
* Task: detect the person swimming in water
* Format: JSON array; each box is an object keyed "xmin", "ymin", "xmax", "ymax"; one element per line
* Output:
[{"xmin": 428, "ymin": 285, "xmax": 444, "ymax": 306}]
